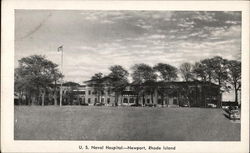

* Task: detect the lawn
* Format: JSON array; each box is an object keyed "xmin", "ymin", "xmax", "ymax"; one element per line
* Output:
[{"xmin": 14, "ymin": 106, "xmax": 240, "ymax": 141}]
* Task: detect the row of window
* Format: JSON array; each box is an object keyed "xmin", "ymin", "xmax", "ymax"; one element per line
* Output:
[
  {"xmin": 123, "ymin": 98, "xmax": 178, "ymax": 104},
  {"xmin": 80, "ymin": 97, "xmax": 178, "ymax": 105},
  {"xmin": 123, "ymin": 98, "xmax": 135, "ymax": 103},
  {"xmin": 81, "ymin": 97, "xmax": 111, "ymax": 104},
  {"xmin": 87, "ymin": 90, "xmax": 112, "ymax": 95}
]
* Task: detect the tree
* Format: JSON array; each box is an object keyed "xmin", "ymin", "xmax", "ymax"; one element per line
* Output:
[
  {"xmin": 63, "ymin": 82, "xmax": 80, "ymax": 105},
  {"xmin": 177, "ymin": 83, "xmax": 192, "ymax": 107},
  {"xmin": 51, "ymin": 66, "xmax": 63, "ymax": 105},
  {"xmin": 192, "ymin": 59, "xmax": 213, "ymax": 82},
  {"xmin": 192, "ymin": 59, "xmax": 214, "ymax": 107},
  {"xmin": 226, "ymin": 60, "xmax": 241, "ymax": 104},
  {"xmin": 157, "ymin": 85, "xmax": 169, "ymax": 107},
  {"xmin": 89, "ymin": 72, "xmax": 105, "ymax": 104},
  {"xmin": 153, "ymin": 63, "xmax": 178, "ymax": 81},
  {"xmin": 131, "ymin": 64, "xmax": 157, "ymax": 83},
  {"xmin": 152, "ymin": 63, "xmax": 178, "ymax": 107},
  {"xmin": 14, "ymin": 55, "xmax": 62, "ymax": 105},
  {"xmin": 131, "ymin": 64, "xmax": 157, "ymax": 105},
  {"xmin": 143, "ymin": 80, "xmax": 159, "ymax": 105},
  {"xmin": 15, "ymin": 68, "xmax": 30, "ymax": 105},
  {"xmin": 179, "ymin": 62, "xmax": 193, "ymax": 81},
  {"xmin": 109, "ymin": 65, "xmax": 129, "ymax": 80},
  {"xmin": 210, "ymin": 56, "xmax": 229, "ymax": 91},
  {"xmin": 108, "ymin": 65, "xmax": 129, "ymax": 106},
  {"xmin": 192, "ymin": 62, "xmax": 206, "ymax": 81}
]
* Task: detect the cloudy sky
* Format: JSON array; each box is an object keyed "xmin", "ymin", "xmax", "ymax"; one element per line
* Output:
[{"xmin": 15, "ymin": 10, "xmax": 241, "ymax": 84}]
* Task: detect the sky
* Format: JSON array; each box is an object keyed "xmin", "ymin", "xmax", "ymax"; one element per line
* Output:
[{"xmin": 15, "ymin": 10, "xmax": 241, "ymax": 87}]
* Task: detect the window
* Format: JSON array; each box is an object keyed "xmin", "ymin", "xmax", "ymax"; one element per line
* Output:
[
  {"xmin": 158, "ymin": 99, "xmax": 162, "ymax": 104},
  {"xmin": 95, "ymin": 98, "xmax": 97, "ymax": 103},
  {"xmin": 88, "ymin": 98, "xmax": 91, "ymax": 103},
  {"xmin": 101, "ymin": 98, "xmax": 104, "ymax": 103},
  {"xmin": 123, "ymin": 98, "xmax": 128, "ymax": 103},
  {"xmin": 129, "ymin": 98, "xmax": 134, "ymax": 103},
  {"xmin": 147, "ymin": 99, "xmax": 150, "ymax": 103},
  {"xmin": 173, "ymin": 99, "xmax": 178, "ymax": 105},
  {"xmin": 79, "ymin": 91, "xmax": 85, "ymax": 95},
  {"xmin": 88, "ymin": 90, "xmax": 91, "ymax": 95},
  {"xmin": 107, "ymin": 90, "xmax": 111, "ymax": 95}
]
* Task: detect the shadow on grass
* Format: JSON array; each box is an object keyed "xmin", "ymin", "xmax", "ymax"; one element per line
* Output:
[
  {"xmin": 222, "ymin": 109, "xmax": 231, "ymax": 120},
  {"xmin": 223, "ymin": 113, "xmax": 230, "ymax": 120},
  {"xmin": 224, "ymin": 109, "xmax": 230, "ymax": 114}
]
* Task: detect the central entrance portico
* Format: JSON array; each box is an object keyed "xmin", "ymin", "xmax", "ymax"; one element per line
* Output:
[{"xmin": 121, "ymin": 90, "xmax": 137, "ymax": 106}]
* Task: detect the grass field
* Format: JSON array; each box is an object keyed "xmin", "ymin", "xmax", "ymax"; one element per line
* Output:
[{"xmin": 14, "ymin": 106, "xmax": 240, "ymax": 141}]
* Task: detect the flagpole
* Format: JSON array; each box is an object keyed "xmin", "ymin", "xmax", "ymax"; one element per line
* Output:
[{"xmin": 59, "ymin": 46, "xmax": 63, "ymax": 106}]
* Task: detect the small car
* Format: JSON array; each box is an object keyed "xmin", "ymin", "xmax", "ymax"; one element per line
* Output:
[
  {"xmin": 94, "ymin": 102, "xmax": 104, "ymax": 106},
  {"xmin": 130, "ymin": 103, "xmax": 142, "ymax": 107},
  {"xmin": 229, "ymin": 109, "xmax": 240, "ymax": 120},
  {"xmin": 182, "ymin": 104, "xmax": 189, "ymax": 107},
  {"xmin": 81, "ymin": 103, "xmax": 89, "ymax": 106},
  {"xmin": 207, "ymin": 103, "xmax": 217, "ymax": 108},
  {"xmin": 179, "ymin": 103, "xmax": 189, "ymax": 107},
  {"xmin": 228, "ymin": 106, "xmax": 238, "ymax": 111},
  {"xmin": 145, "ymin": 103, "xmax": 156, "ymax": 107}
]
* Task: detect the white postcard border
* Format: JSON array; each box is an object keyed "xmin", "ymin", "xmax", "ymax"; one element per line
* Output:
[{"xmin": 1, "ymin": 1, "xmax": 249, "ymax": 153}]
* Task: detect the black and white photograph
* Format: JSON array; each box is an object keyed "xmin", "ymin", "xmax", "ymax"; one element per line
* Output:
[
  {"xmin": 14, "ymin": 10, "xmax": 242, "ymax": 141},
  {"xmin": 1, "ymin": 1, "xmax": 249, "ymax": 153}
]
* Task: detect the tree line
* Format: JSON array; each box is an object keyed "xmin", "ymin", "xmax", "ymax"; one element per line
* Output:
[
  {"xmin": 14, "ymin": 55, "xmax": 241, "ymax": 106},
  {"xmin": 15, "ymin": 55, "xmax": 63, "ymax": 105}
]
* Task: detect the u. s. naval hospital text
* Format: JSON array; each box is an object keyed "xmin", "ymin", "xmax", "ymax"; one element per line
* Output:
[{"xmin": 79, "ymin": 145, "xmax": 176, "ymax": 151}]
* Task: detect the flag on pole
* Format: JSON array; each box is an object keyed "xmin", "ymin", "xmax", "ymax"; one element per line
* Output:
[
  {"xmin": 58, "ymin": 45, "xmax": 64, "ymax": 107},
  {"xmin": 57, "ymin": 45, "xmax": 63, "ymax": 52}
]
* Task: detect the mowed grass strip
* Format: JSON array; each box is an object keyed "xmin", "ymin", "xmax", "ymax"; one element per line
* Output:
[{"xmin": 14, "ymin": 106, "xmax": 240, "ymax": 141}]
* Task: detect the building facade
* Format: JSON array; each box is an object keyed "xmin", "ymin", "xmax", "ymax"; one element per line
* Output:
[
  {"xmin": 14, "ymin": 80, "xmax": 222, "ymax": 108},
  {"xmin": 81, "ymin": 80, "xmax": 222, "ymax": 108}
]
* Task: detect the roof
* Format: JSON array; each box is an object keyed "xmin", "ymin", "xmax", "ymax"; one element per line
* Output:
[
  {"xmin": 222, "ymin": 101, "xmax": 238, "ymax": 106},
  {"xmin": 121, "ymin": 90, "xmax": 137, "ymax": 96},
  {"xmin": 62, "ymin": 82, "xmax": 80, "ymax": 87},
  {"xmin": 159, "ymin": 81, "xmax": 219, "ymax": 87},
  {"xmin": 131, "ymin": 80, "xmax": 220, "ymax": 88},
  {"xmin": 84, "ymin": 78, "xmax": 220, "ymax": 88},
  {"xmin": 84, "ymin": 76, "xmax": 113, "ymax": 84},
  {"xmin": 49, "ymin": 82, "xmax": 85, "ymax": 87}
]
